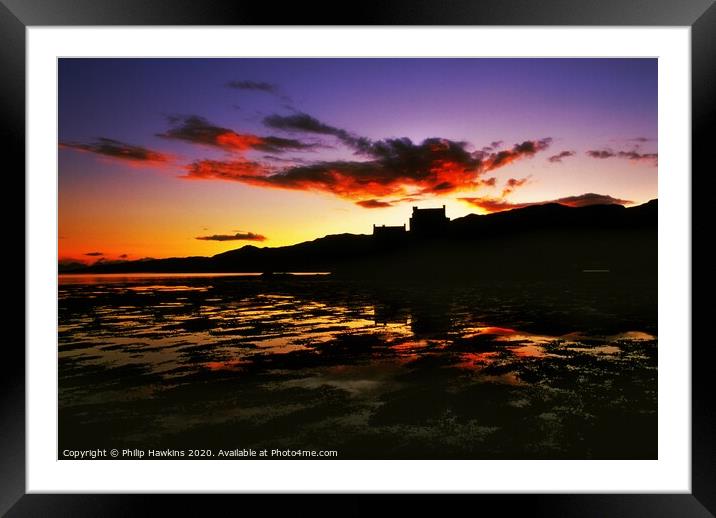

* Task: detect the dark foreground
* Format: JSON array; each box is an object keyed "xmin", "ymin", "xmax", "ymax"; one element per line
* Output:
[{"xmin": 58, "ymin": 273, "xmax": 657, "ymax": 459}]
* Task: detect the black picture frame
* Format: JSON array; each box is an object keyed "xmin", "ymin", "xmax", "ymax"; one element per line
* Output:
[{"xmin": 4, "ymin": 0, "xmax": 713, "ymax": 514}]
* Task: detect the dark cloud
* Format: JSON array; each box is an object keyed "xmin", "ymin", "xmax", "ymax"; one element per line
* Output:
[
  {"xmin": 159, "ymin": 115, "xmax": 259, "ymax": 149},
  {"xmin": 548, "ymin": 150, "xmax": 576, "ymax": 163},
  {"xmin": 264, "ymin": 113, "xmax": 551, "ymax": 169},
  {"xmin": 356, "ymin": 199, "xmax": 393, "ymax": 209},
  {"xmin": 459, "ymin": 192, "xmax": 633, "ymax": 213},
  {"xmin": 60, "ymin": 138, "xmax": 171, "ymax": 165},
  {"xmin": 264, "ymin": 112, "xmax": 343, "ymax": 135},
  {"xmin": 481, "ymin": 141, "xmax": 503, "ymax": 152},
  {"xmin": 84, "ymin": 252, "xmax": 104, "ymax": 257},
  {"xmin": 610, "ymin": 137, "xmax": 653, "ymax": 143},
  {"xmin": 586, "ymin": 149, "xmax": 617, "ymax": 159},
  {"xmin": 226, "ymin": 80, "xmax": 278, "ymax": 94},
  {"xmin": 185, "ymin": 136, "xmax": 551, "ymax": 199},
  {"xmin": 616, "ymin": 150, "xmax": 658, "ymax": 163},
  {"xmin": 586, "ymin": 148, "xmax": 657, "ymax": 165},
  {"xmin": 226, "ymin": 80, "xmax": 292, "ymax": 103},
  {"xmin": 502, "ymin": 177, "xmax": 529, "ymax": 197},
  {"xmin": 119, "ymin": 254, "xmax": 128, "ymax": 259},
  {"xmin": 263, "ymin": 112, "xmax": 372, "ymax": 152},
  {"xmin": 487, "ymin": 139, "xmax": 553, "ymax": 169},
  {"xmin": 158, "ymin": 115, "xmax": 317, "ymax": 153},
  {"xmin": 195, "ymin": 232, "xmax": 267, "ymax": 242}
]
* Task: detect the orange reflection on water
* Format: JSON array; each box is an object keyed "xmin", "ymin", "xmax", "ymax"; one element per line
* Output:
[
  {"xmin": 609, "ymin": 331, "xmax": 655, "ymax": 341},
  {"xmin": 390, "ymin": 339, "xmax": 440, "ymax": 351},
  {"xmin": 462, "ymin": 326, "xmax": 554, "ymax": 346},
  {"xmin": 566, "ymin": 345, "xmax": 621, "ymax": 355},
  {"xmin": 462, "ymin": 326, "xmax": 517, "ymax": 338},
  {"xmin": 507, "ymin": 343, "xmax": 547, "ymax": 358},
  {"xmin": 126, "ymin": 284, "xmax": 208, "ymax": 292},
  {"xmin": 204, "ymin": 359, "xmax": 250, "ymax": 371},
  {"xmin": 455, "ymin": 351, "xmax": 501, "ymax": 369}
]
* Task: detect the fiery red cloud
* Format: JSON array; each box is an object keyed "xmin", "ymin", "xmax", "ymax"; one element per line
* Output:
[
  {"xmin": 183, "ymin": 158, "xmax": 268, "ymax": 182},
  {"xmin": 61, "ymin": 110, "xmax": 577, "ymax": 211},
  {"xmin": 459, "ymin": 193, "xmax": 634, "ymax": 213},
  {"xmin": 215, "ymin": 132, "xmax": 264, "ymax": 151},
  {"xmin": 183, "ymin": 137, "xmax": 553, "ymax": 204},
  {"xmin": 62, "ymin": 110, "xmax": 557, "ymax": 207}
]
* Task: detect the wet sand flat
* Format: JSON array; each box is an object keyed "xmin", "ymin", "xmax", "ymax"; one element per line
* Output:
[{"xmin": 58, "ymin": 274, "xmax": 657, "ymax": 459}]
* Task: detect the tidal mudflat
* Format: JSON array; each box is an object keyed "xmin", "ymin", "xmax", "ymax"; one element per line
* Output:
[{"xmin": 58, "ymin": 273, "xmax": 656, "ymax": 459}]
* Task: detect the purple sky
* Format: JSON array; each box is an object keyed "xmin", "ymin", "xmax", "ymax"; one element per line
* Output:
[{"xmin": 59, "ymin": 58, "xmax": 657, "ymax": 260}]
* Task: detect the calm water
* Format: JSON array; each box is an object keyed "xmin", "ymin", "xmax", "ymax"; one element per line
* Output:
[{"xmin": 58, "ymin": 273, "xmax": 657, "ymax": 459}]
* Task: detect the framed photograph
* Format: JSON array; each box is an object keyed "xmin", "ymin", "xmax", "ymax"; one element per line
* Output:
[{"xmin": 6, "ymin": 0, "xmax": 713, "ymax": 514}]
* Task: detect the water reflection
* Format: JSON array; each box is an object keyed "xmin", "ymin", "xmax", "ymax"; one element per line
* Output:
[{"xmin": 58, "ymin": 274, "xmax": 657, "ymax": 459}]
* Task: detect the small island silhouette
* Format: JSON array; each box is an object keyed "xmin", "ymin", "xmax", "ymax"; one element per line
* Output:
[{"xmin": 62, "ymin": 199, "xmax": 657, "ymax": 280}]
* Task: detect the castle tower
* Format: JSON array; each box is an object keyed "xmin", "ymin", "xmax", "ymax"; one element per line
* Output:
[{"xmin": 409, "ymin": 205, "xmax": 450, "ymax": 237}]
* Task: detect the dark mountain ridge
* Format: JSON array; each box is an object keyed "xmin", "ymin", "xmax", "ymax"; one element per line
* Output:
[{"xmin": 63, "ymin": 200, "xmax": 657, "ymax": 279}]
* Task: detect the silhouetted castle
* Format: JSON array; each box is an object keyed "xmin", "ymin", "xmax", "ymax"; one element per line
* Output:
[
  {"xmin": 372, "ymin": 224, "xmax": 407, "ymax": 244},
  {"xmin": 409, "ymin": 205, "xmax": 450, "ymax": 237},
  {"xmin": 372, "ymin": 206, "xmax": 450, "ymax": 244}
]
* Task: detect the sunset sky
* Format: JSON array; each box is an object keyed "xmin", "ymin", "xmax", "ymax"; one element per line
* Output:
[{"xmin": 59, "ymin": 58, "xmax": 657, "ymax": 263}]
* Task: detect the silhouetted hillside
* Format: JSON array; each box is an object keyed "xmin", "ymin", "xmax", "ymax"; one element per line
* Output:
[
  {"xmin": 450, "ymin": 199, "xmax": 657, "ymax": 236},
  {"xmin": 212, "ymin": 233, "xmax": 374, "ymax": 271},
  {"xmin": 64, "ymin": 200, "xmax": 657, "ymax": 279}
]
